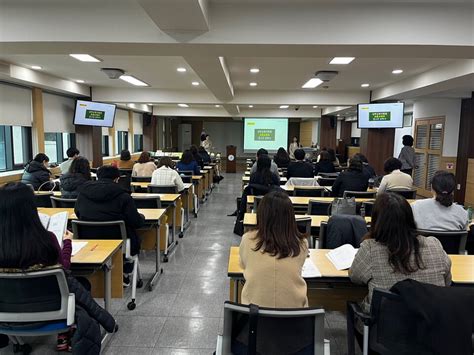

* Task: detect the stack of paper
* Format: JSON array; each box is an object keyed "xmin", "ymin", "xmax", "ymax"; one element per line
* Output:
[
  {"xmin": 326, "ymin": 244, "xmax": 358, "ymax": 270},
  {"xmin": 72, "ymin": 241, "xmax": 88, "ymax": 256},
  {"xmin": 302, "ymin": 257, "xmax": 322, "ymax": 278}
]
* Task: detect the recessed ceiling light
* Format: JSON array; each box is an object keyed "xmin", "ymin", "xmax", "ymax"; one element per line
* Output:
[
  {"xmin": 313, "ymin": 105, "xmax": 318, "ymax": 108},
  {"xmin": 329, "ymin": 57, "xmax": 355, "ymax": 65},
  {"xmin": 69, "ymin": 54, "xmax": 102, "ymax": 62},
  {"xmin": 76, "ymin": 79, "xmax": 85, "ymax": 83},
  {"xmin": 392, "ymin": 69, "xmax": 403, "ymax": 74},
  {"xmin": 31, "ymin": 65, "xmax": 42, "ymax": 70},
  {"xmin": 280, "ymin": 105, "xmax": 289, "ymax": 109},
  {"xmin": 302, "ymin": 78, "xmax": 323, "ymax": 89},
  {"xmin": 178, "ymin": 103, "xmax": 189, "ymax": 108},
  {"xmin": 177, "ymin": 67, "xmax": 187, "ymax": 72},
  {"xmin": 249, "ymin": 82, "xmax": 258, "ymax": 87},
  {"xmin": 147, "ymin": 103, "xmax": 153, "ymax": 106},
  {"xmin": 215, "ymin": 104, "xmax": 221, "ymax": 108},
  {"xmin": 250, "ymin": 68, "xmax": 260, "ymax": 73},
  {"xmin": 361, "ymin": 83, "xmax": 370, "ymax": 87},
  {"xmin": 119, "ymin": 75, "xmax": 149, "ymax": 87},
  {"xmin": 192, "ymin": 81, "xmax": 200, "ymax": 86},
  {"xmin": 248, "ymin": 105, "xmax": 254, "ymax": 108}
]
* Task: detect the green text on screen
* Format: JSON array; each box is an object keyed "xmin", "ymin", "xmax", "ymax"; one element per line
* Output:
[{"xmin": 244, "ymin": 118, "xmax": 288, "ymax": 152}]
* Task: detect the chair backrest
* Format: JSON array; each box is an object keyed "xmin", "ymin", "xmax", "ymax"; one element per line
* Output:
[
  {"xmin": 294, "ymin": 186, "xmax": 325, "ymax": 197},
  {"xmin": 387, "ymin": 188, "xmax": 417, "ymax": 199},
  {"xmin": 34, "ymin": 192, "xmax": 54, "ymax": 207},
  {"xmin": 132, "ymin": 196, "xmax": 162, "ymax": 209},
  {"xmin": 416, "ymin": 229, "xmax": 468, "ymax": 254},
  {"xmin": 362, "ymin": 201, "xmax": 374, "ymax": 217},
  {"xmin": 318, "ymin": 222, "xmax": 328, "ymax": 249},
  {"xmin": 0, "ymin": 268, "xmax": 69, "ymax": 323},
  {"xmin": 180, "ymin": 175, "xmax": 193, "ymax": 183},
  {"xmin": 71, "ymin": 220, "xmax": 127, "ymax": 244},
  {"xmin": 117, "ymin": 174, "xmax": 131, "ymax": 192},
  {"xmin": 50, "ymin": 196, "xmax": 77, "ymax": 208},
  {"xmin": 131, "ymin": 176, "xmax": 152, "ymax": 183},
  {"xmin": 296, "ymin": 217, "xmax": 312, "ymax": 245},
  {"xmin": 147, "ymin": 184, "xmax": 178, "ymax": 194},
  {"xmin": 252, "ymin": 196, "xmax": 264, "ymax": 213},
  {"xmin": 118, "ymin": 168, "xmax": 133, "ymax": 176},
  {"xmin": 307, "ymin": 199, "xmax": 331, "ymax": 216},
  {"xmin": 369, "ymin": 288, "xmax": 430, "ymax": 354},
  {"xmin": 220, "ymin": 301, "xmax": 325, "ymax": 355},
  {"xmin": 286, "ymin": 177, "xmax": 319, "ymax": 187},
  {"xmin": 318, "ymin": 177, "xmax": 336, "ymax": 187},
  {"xmin": 177, "ymin": 170, "xmax": 194, "ymax": 177},
  {"xmin": 343, "ymin": 190, "xmax": 377, "ymax": 199},
  {"xmin": 317, "ymin": 172, "xmax": 339, "ymax": 178}
]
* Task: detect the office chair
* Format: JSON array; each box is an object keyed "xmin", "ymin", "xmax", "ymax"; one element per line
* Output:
[
  {"xmin": 362, "ymin": 201, "xmax": 374, "ymax": 217},
  {"xmin": 117, "ymin": 174, "xmax": 131, "ymax": 192},
  {"xmin": 387, "ymin": 188, "xmax": 417, "ymax": 199},
  {"xmin": 147, "ymin": 185, "xmax": 178, "ymax": 194},
  {"xmin": 131, "ymin": 176, "xmax": 152, "ymax": 183},
  {"xmin": 319, "ymin": 215, "xmax": 367, "ymax": 249},
  {"xmin": 343, "ymin": 191, "xmax": 377, "ymax": 199},
  {"xmin": 216, "ymin": 301, "xmax": 327, "ymax": 355},
  {"xmin": 347, "ymin": 288, "xmax": 431, "ymax": 355},
  {"xmin": 307, "ymin": 199, "xmax": 332, "ymax": 216},
  {"xmin": 132, "ymin": 195, "xmax": 162, "ymax": 209},
  {"xmin": 417, "ymin": 229, "xmax": 468, "ymax": 254},
  {"xmin": 34, "ymin": 192, "xmax": 54, "ymax": 207},
  {"xmin": 71, "ymin": 220, "xmax": 142, "ymax": 310},
  {"xmin": 294, "ymin": 186, "xmax": 326, "ymax": 197},
  {"xmin": 50, "ymin": 196, "xmax": 77, "ymax": 208},
  {"xmin": 317, "ymin": 172, "xmax": 339, "ymax": 178},
  {"xmin": 318, "ymin": 178, "xmax": 336, "ymax": 187},
  {"xmin": 0, "ymin": 268, "xmax": 75, "ymax": 354},
  {"xmin": 296, "ymin": 216, "xmax": 313, "ymax": 248}
]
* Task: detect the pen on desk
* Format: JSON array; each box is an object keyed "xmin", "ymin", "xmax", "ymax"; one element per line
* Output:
[{"xmin": 90, "ymin": 244, "xmax": 98, "ymax": 251}]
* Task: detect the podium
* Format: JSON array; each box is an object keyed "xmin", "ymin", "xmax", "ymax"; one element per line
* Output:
[{"xmin": 226, "ymin": 145, "xmax": 236, "ymax": 173}]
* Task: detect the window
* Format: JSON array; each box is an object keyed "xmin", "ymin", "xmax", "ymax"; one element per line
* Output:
[
  {"xmin": 0, "ymin": 125, "xmax": 32, "ymax": 172},
  {"xmin": 44, "ymin": 132, "xmax": 76, "ymax": 163},
  {"xmin": 117, "ymin": 131, "xmax": 129, "ymax": 153},
  {"xmin": 102, "ymin": 136, "xmax": 110, "ymax": 157},
  {"xmin": 134, "ymin": 134, "xmax": 143, "ymax": 152}
]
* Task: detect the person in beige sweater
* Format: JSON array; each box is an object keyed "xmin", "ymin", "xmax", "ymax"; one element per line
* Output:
[
  {"xmin": 132, "ymin": 151, "xmax": 156, "ymax": 177},
  {"xmin": 377, "ymin": 157, "xmax": 413, "ymax": 195},
  {"xmin": 239, "ymin": 191, "xmax": 309, "ymax": 309}
]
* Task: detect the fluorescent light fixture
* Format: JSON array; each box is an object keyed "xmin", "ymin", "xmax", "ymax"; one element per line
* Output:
[
  {"xmin": 248, "ymin": 105, "xmax": 254, "ymax": 108},
  {"xmin": 249, "ymin": 82, "xmax": 258, "ymax": 87},
  {"xmin": 147, "ymin": 103, "xmax": 153, "ymax": 106},
  {"xmin": 177, "ymin": 67, "xmax": 187, "ymax": 72},
  {"xmin": 392, "ymin": 69, "xmax": 403, "ymax": 74},
  {"xmin": 31, "ymin": 65, "xmax": 42, "ymax": 70},
  {"xmin": 69, "ymin": 54, "xmax": 102, "ymax": 62},
  {"xmin": 250, "ymin": 68, "xmax": 260, "ymax": 73},
  {"xmin": 76, "ymin": 79, "xmax": 85, "ymax": 83},
  {"xmin": 302, "ymin": 78, "xmax": 323, "ymax": 89},
  {"xmin": 313, "ymin": 105, "xmax": 318, "ymax": 108},
  {"xmin": 119, "ymin": 75, "xmax": 149, "ymax": 87},
  {"xmin": 329, "ymin": 57, "xmax": 355, "ymax": 65},
  {"xmin": 178, "ymin": 104, "xmax": 189, "ymax": 108},
  {"xmin": 280, "ymin": 105, "xmax": 289, "ymax": 109},
  {"xmin": 215, "ymin": 104, "xmax": 221, "ymax": 108},
  {"xmin": 192, "ymin": 81, "xmax": 200, "ymax": 86},
  {"xmin": 361, "ymin": 83, "xmax": 370, "ymax": 87}
]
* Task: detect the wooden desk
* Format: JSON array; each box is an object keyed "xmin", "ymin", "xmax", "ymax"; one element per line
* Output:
[
  {"xmin": 242, "ymin": 176, "xmax": 287, "ymax": 187},
  {"xmin": 192, "ymin": 175, "xmax": 205, "ymax": 201},
  {"xmin": 246, "ymin": 195, "xmax": 415, "ymax": 207},
  {"xmin": 71, "ymin": 240, "xmax": 123, "ymax": 311},
  {"xmin": 243, "ymin": 213, "xmax": 371, "ymax": 229},
  {"xmin": 227, "ymin": 247, "xmax": 474, "ymax": 310}
]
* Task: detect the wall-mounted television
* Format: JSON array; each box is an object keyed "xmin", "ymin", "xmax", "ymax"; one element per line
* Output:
[
  {"xmin": 73, "ymin": 100, "xmax": 116, "ymax": 128},
  {"xmin": 357, "ymin": 102, "xmax": 404, "ymax": 129}
]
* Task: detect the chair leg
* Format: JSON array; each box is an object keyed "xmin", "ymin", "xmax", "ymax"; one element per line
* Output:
[
  {"xmin": 363, "ymin": 325, "xmax": 369, "ymax": 355},
  {"xmin": 127, "ymin": 256, "xmax": 139, "ymax": 310},
  {"xmin": 179, "ymin": 207, "xmax": 184, "ymax": 237},
  {"xmin": 163, "ymin": 224, "xmax": 170, "ymax": 262}
]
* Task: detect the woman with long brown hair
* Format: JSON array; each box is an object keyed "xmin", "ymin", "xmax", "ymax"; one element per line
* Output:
[
  {"xmin": 350, "ymin": 192, "xmax": 451, "ymax": 312},
  {"xmin": 132, "ymin": 151, "xmax": 156, "ymax": 177},
  {"xmin": 239, "ymin": 190, "xmax": 308, "ymax": 308}
]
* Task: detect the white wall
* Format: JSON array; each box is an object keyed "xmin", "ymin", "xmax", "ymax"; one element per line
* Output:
[
  {"xmin": 0, "ymin": 83, "xmax": 32, "ymax": 127},
  {"xmin": 43, "ymin": 93, "xmax": 75, "ymax": 133},
  {"xmin": 115, "ymin": 109, "xmax": 129, "ymax": 131},
  {"xmin": 412, "ymin": 98, "xmax": 461, "ymax": 157},
  {"xmin": 203, "ymin": 121, "xmax": 244, "ymax": 156},
  {"xmin": 351, "ymin": 121, "xmax": 361, "ymax": 138},
  {"xmin": 311, "ymin": 120, "xmax": 320, "ymax": 146},
  {"xmin": 336, "ymin": 120, "xmax": 341, "ymax": 140},
  {"xmin": 132, "ymin": 112, "xmax": 143, "ymax": 135}
]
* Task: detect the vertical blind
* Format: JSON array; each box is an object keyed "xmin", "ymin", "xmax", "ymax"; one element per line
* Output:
[{"xmin": 0, "ymin": 83, "xmax": 32, "ymax": 127}]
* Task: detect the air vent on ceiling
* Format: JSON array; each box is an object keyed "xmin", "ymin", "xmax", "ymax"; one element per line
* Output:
[
  {"xmin": 101, "ymin": 68, "xmax": 125, "ymax": 79},
  {"xmin": 315, "ymin": 71, "xmax": 338, "ymax": 82}
]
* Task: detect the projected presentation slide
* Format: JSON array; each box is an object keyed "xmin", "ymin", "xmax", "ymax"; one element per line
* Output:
[
  {"xmin": 358, "ymin": 103, "xmax": 404, "ymax": 128},
  {"xmin": 244, "ymin": 118, "xmax": 288, "ymax": 152},
  {"xmin": 73, "ymin": 100, "xmax": 116, "ymax": 128}
]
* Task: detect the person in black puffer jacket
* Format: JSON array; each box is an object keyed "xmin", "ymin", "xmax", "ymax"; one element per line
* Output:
[
  {"xmin": 60, "ymin": 157, "xmax": 91, "ymax": 199},
  {"xmin": 21, "ymin": 153, "xmax": 52, "ymax": 190}
]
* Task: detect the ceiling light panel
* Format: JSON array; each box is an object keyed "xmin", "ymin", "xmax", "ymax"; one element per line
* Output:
[
  {"xmin": 392, "ymin": 69, "xmax": 403, "ymax": 74},
  {"xmin": 250, "ymin": 68, "xmax": 260, "ymax": 73},
  {"xmin": 31, "ymin": 65, "xmax": 42, "ymax": 70},
  {"xmin": 177, "ymin": 67, "xmax": 187, "ymax": 72},
  {"xmin": 69, "ymin": 54, "xmax": 102, "ymax": 62},
  {"xmin": 178, "ymin": 104, "xmax": 189, "ymax": 108},
  {"xmin": 302, "ymin": 78, "xmax": 323, "ymax": 89},
  {"xmin": 361, "ymin": 83, "xmax": 370, "ymax": 87},
  {"xmin": 249, "ymin": 82, "xmax": 257, "ymax": 87},
  {"xmin": 192, "ymin": 81, "xmax": 200, "ymax": 86},
  {"xmin": 329, "ymin": 57, "xmax": 355, "ymax": 64},
  {"xmin": 119, "ymin": 75, "xmax": 149, "ymax": 87},
  {"xmin": 280, "ymin": 105, "xmax": 289, "ymax": 109}
]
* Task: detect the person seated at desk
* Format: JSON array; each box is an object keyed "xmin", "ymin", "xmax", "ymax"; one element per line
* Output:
[
  {"xmin": 21, "ymin": 153, "xmax": 53, "ymax": 190},
  {"xmin": 59, "ymin": 147, "xmax": 79, "ymax": 174},
  {"xmin": 273, "ymin": 147, "xmax": 291, "ymax": 169},
  {"xmin": 411, "ymin": 171, "xmax": 468, "ymax": 231},
  {"xmin": 190, "ymin": 145, "xmax": 204, "ymax": 169},
  {"xmin": 0, "ymin": 182, "xmax": 116, "ymax": 353},
  {"xmin": 132, "ymin": 151, "xmax": 156, "ymax": 177},
  {"xmin": 152, "ymin": 156, "xmax": 185, "ymax": 192},
  {"xmin": 75, "ymin": 165, "xmax": 145, "ymax": 257},
  {"xmin": 249, "ymin": 155, "xmax": 280, "ymax": 191},
  {"xmin": 331, "ymin": 157, "xmax": 368, "ymax": 197},
  {"xmin": 377, "ymin": 157, "xmax": 413, "ymax": 195},
  {"xmin": 349, "ymin": 193, "xmax": 451, "ymax": 314},
  {"xmin": 286, "ymin": 149, "xmax": 314, "ymax": 179},
  {"xmin": 240, "ymin": 190, "xmax": 308, "ymax": 308},
  {"xmin": 113, "ymin": 149, "xmax": 135, "ymax": 170},
  {"xmin": 249, "ymin": 148, "xmax": 280, "ymax": 181},
  {"xmin": 314, "ymin": 150, "xmax": 336, "ymax": 175},
  {"xmin": 176, "ymin": 150, "xmax": 201, "ymax": 175},
  {"xmin": 198, "ymin": 146, "xmax": 211, "ymax": 165},
  {"xmin": 327, "ymin": 148, "xmax": 340, "ymax": 167},
  {"xmin": 353, "ymin": 153, "xmax": 376, "ymax": 181},
  {"xmin": 60, "ymin": 156, "xmax": 91, "ymax": 199}
]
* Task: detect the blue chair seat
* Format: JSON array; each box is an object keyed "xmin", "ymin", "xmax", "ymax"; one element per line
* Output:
[{"xmin": 0, "ymin": 320, "xmax": 68, "ymax": 335}]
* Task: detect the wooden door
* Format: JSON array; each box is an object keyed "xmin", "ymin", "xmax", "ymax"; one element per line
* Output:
[{"xmin": 413, "ymin": 117, "xmax": 445, "ymax": 197}]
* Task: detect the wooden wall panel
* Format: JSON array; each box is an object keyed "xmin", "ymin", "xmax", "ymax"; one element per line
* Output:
[
  {"xmin": 465, "ymin": 159, "xmax": 474, "ymax": 207},
  {"xmin": 455, "ymin": 96, "xmax": 474, "ymax": 204},
  {"xmin": 76, "ymin": 125, "xmax": 103, "ymax": 168},
  {"xmin": 360, "ymin": 128, "xmax": 395, "ymax": 176},
  {"xmin": 32, "ymin": 87, "xmax": 45, "ymax": 154},
  {"xmin": 319, "ymin": 116, "xmax": 337, "ymax": 150},
  {"xmin": 288, "ymin": 121, "xmax": 300, "ymax": 148},
  {"xmin": 299, "ymin": 121, "xmax": 313, "ymax": 147},
  {"xmin": 128, "ymin": 110, "xmax": 134, "ymax": 152},
  {"xmin": 143, "ymin": 114, "xmax": 157, "ymax": 152},
  {"xmin": 340, "ymin": 121, "xmax": 352, "ymax": 144}
]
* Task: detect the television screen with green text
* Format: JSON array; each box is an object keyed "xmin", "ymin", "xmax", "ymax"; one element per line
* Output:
[
  {"xmin": 357, "ymin": 103, "xmax": 404, "ymax": 129},
  {"xmin": 243, "ymin": 118, "xmax": 288, "ymax": 153}
]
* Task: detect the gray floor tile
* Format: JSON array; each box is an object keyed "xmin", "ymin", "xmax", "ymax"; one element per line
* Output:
[
  {"xmin": 109, "ymin": 315, "xmax": 167, "ymax": 347},
  {"xmin": 152, "ymin": 348, "xmax": 214, "ymax": 355},
  {"xmin": 102, "ymin": 346, "xmax": 155, "ymax": 355},
  {"xmin": 117, "ymin": 292, "xmax": 178, "ymax": 317},
  {"xmin": 169, "ymin": 292, "xmax": 225, "ymax": 318},
  {"xmin": 180, "ymin": 275, "xmax": 228, "ymax": 295}
]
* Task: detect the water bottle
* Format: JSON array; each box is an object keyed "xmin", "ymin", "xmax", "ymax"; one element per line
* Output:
[{"xmin": 360, "ymin": 204, "xmax": 366, "ymax": 218}]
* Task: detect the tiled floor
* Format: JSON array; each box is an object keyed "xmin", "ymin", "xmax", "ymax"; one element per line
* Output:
[{"xmin": 2, "ymin": 173, "xmax": 358, "ymax": 354}]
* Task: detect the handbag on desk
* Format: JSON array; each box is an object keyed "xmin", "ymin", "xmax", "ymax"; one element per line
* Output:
[{"xmin": 330, "ymin": 197, "xmax": 356, "ymax": 216}]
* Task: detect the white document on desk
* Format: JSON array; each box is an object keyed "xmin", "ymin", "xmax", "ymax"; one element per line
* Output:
[
  {"xmin": 326, "ymin": 244, "xmax": 358, "ymax": 270},
  {"xmin": 72, "ymin": 241, "xmax": 88, "ymax": 256},
  {"xmin": 302, "ymin": 258, "xmax": 322, "ymax": 278}
]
